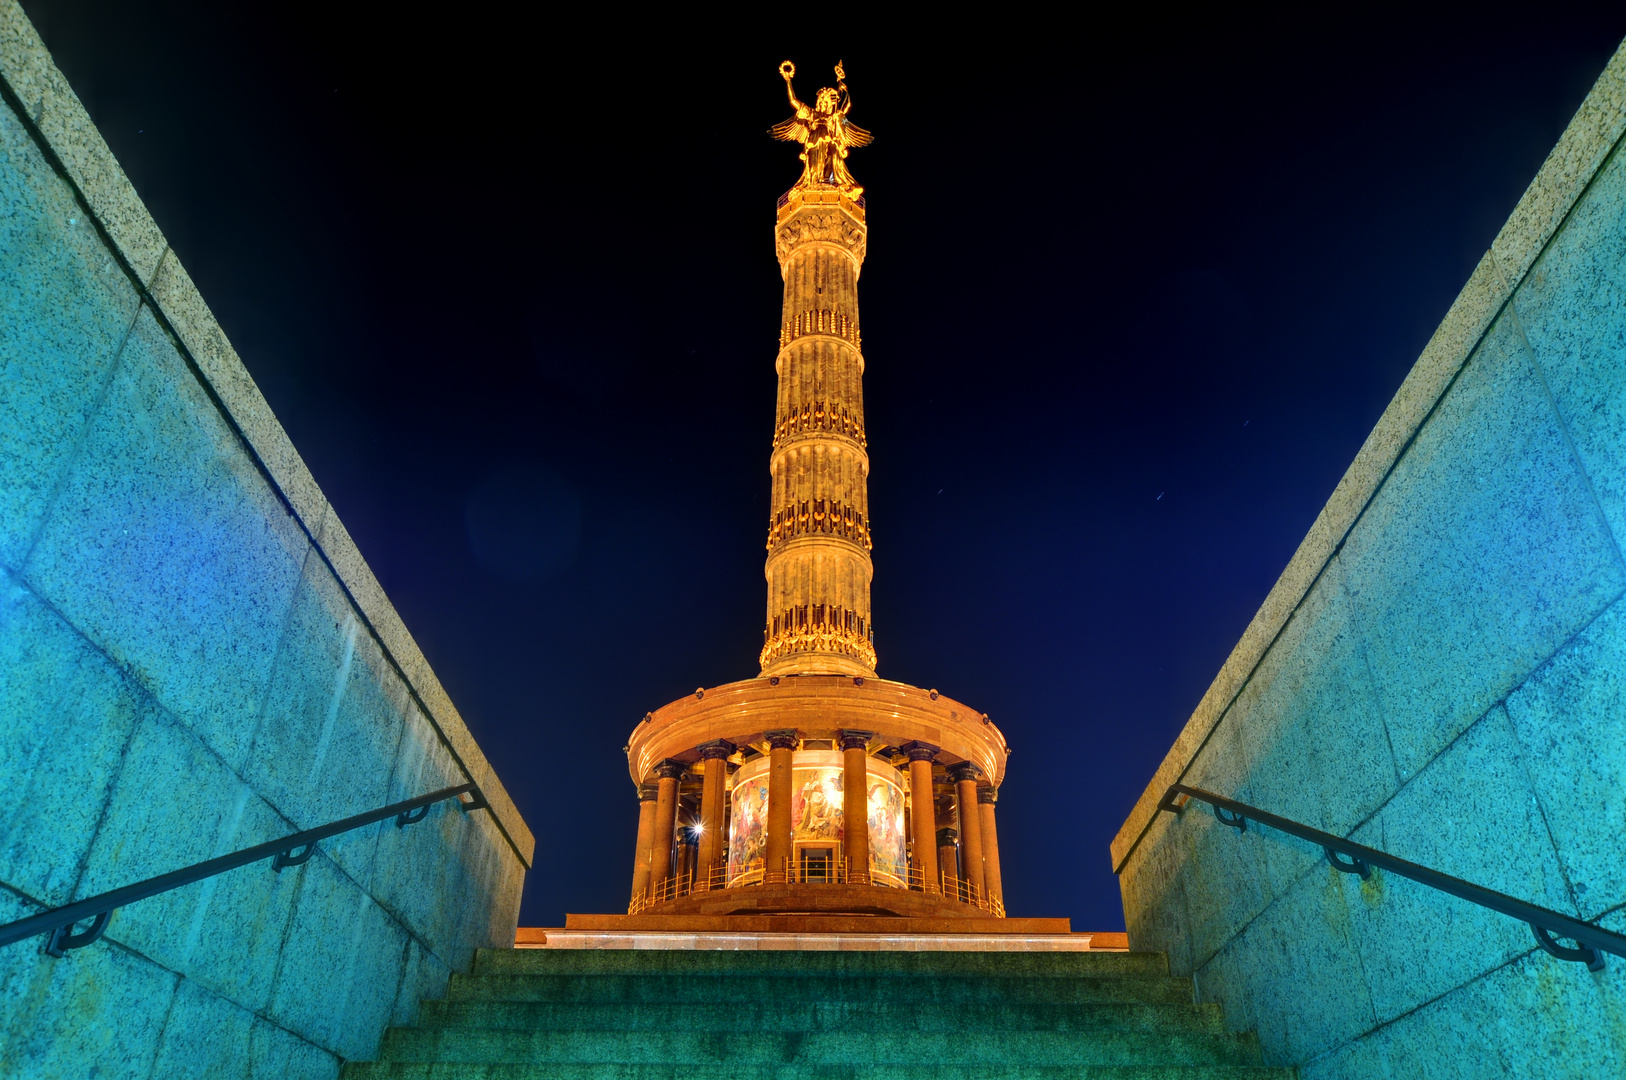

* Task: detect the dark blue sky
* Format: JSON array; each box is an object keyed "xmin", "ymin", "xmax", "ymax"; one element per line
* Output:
[{"xmin": 23, "ymin": 3, "xmax": 1624, "ymax": 929}]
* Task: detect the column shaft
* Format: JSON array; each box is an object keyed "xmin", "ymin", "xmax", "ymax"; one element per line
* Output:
[
  {"xmin": 936, "ymin": 797, "xmax": 960, "ymax": 898},
  {"xmin": 697, "ymin": 758, "xmax": 726, "ymax": 888},
  {"xmin": 676, "ymin": 836, "xmax": 695, "ymax": 887},
  {"xmin": 766, "ymin": 732, "xmax": 797, "ymax": 883},
  {"xmin": 901, "ymin": 767, "xmax": 913, "ymax": 852},
  {"xmin": 840, "ymin": 731, "xmax": 872, "ymax": 883},
  {"xmin": 630, "ymin": 784, "xmax": 658, "ymax": 902},
  {"xmin": 648, "ymin": 763, "xmax": 683, "ymax": 896},
  {"xmin": 696, "ymin": 742, "xmax": 734, "ymax": 890},
  {"xmin": 907, "ymin": 753, "xmax": 939, "ymax": 893},
  {"xmin": 723, "ymin": 764, "xmax": 735, "ymax": 866},
  {"xmin": 952, "ymin": 767, "xmax": 986, "ymax": 902},
  {"xmin": 979, "ymin": 787, "xmax": 1004, "ymax": 911},
  {"xmin": 760, "ymin": 196, "xmax": 876, "ymax": 678}
]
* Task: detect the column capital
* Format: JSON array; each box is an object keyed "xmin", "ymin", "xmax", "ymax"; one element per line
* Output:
[
  {"xmin": 638, "ymin": 783, "xmax": 659, "ymax": 802},
  {"xmin": 765, "ymin": 729, "xmax": 800, "ymax": 751},
  {"xmin": 900, "ymin": 741, "xmax": 940, "ymax": 763},
  {"xmin": 697, "ymin": 740, "xmax": 736, "ymax": 761},
  {"xmin": 838, "ymin": 729, "xmax": 875, "ymax": 751},
  {"xmin": 948, "ymin": 761, "xmax": 982, "ymax": 783},
  {"xmin": 936, "ymin": 826, "xmax": 959, "ymax": 846},
  {"xmin": 977, "ymin": 785, "xmax": 998, "ymax": 805},
  {"xmin": 654, "ymin": 759, "xmax": 687, "ymax": 781}
]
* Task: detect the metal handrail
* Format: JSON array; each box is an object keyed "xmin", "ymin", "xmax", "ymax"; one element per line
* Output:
[
  {"xmin": 0, "ymin": 783, "xmax": 486, "ymax": 957},
  {"xmin": 1160, "ymin": 783, "xmax": 1626, "ymax": 972}
]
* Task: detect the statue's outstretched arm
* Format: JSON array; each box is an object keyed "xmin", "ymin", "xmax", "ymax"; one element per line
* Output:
[{"xmin": 780, "ymin": 61, "xmax": 808, "ymax": 114}]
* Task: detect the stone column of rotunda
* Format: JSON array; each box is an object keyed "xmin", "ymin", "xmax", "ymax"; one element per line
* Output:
[
  {"xmin": 951, "ymin": 762, "xmax": 986, "ymax": 901},
  {"xmin": 760, "ymin": 190, "xmax": 875, "ymax": 678},
  {"xmin": 629, "ymin": 782, "xmax": 658, "ymax": 902},
  {"xmin": 905, "ymin": 744, "xmax": 939, "ymax": 893},
  {"xmin": 765, "ymin": 730, "xmax": 798, "ymax": 883},
  {"xmin": 978, "ymin": 786, "xmax": 1004, "ymax": 908},
  {"xmin": 723, "ymin": 759, "xmax": 737, "ymax": 857},
  {"xmin": 839, "ymin": 730, "xmax": 874, "ymax": 882},
  {"xmin": 936, "ymin": 795, "xmax": 960, "ymax": 897},
  {"xmin": 648, "ymin": 760, "xmax": 685, "ymax": 897},
  {"xmin": 695, "ymin": 741, "xmax": 734, "ymax": 889}
]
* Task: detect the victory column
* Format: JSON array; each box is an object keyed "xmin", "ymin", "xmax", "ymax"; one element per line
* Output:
[{"xmin": 623, "ymin": 63, "xmax": 1010, "ymax": 920}]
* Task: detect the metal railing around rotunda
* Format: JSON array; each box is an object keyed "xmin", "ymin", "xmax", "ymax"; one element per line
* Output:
[{"xmin": 628, "ymin": 858, "xmax": 1005, "ymax": 918}]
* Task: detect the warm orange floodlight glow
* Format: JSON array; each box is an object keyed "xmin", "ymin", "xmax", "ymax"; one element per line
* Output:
[
  {"xmin": 617, "ymin": 66, "xmax": 1011, "ymax": 919},
  {"xmin": 769, "ymin": 60, "xmax": 872, "ymax": 197}
]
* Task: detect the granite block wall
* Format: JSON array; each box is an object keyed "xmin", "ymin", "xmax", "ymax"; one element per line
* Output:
[
  {"xmin": 0, "ymin": 5, "xmax": 533, "ymax": 1077},
  {"xmin": 1113, "ymin": 40, "xmax": 1626, "ymax": 1077}
]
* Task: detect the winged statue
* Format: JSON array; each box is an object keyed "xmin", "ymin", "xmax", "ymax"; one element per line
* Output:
[{"xmin": 769, "ymin": 61, "xmax": 873, "ymax": 198}]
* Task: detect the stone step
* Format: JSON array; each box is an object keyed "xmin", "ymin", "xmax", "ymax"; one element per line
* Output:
[
  {"xmin": 373, "ymin": 1028, "xmax": 1266, "ymax": 1068},
  {"xmin": 446, "ymin": 972, "xmax": 1198, "ymax": 1006},
  {"xmin": 471, "ymin": 947, "xmax": 1169, "ymax": 979},
  {"xmin": 415, "ymin": 998, "xmax": 1226, "ymax": 1035},
  {"xmin": 344, "ymin": 1065, "xmax": 1294, "ymax": 1080}
]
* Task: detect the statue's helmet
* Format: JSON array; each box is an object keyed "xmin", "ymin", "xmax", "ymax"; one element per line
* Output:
[{"xmin": 815, "ymin": 87, "xmax": 839, "ymax": 111}]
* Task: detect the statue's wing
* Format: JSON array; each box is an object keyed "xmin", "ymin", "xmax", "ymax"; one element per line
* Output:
[
  {"xmin": 769, "ymin": 115, "xmax": 809, "ymax": 142},
  {"xmin": 843, "ymin": 120, "xmax": 874, "ymax": 148}
]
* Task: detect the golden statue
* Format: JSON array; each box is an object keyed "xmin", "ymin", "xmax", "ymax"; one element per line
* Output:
[{"xmin": 770, "ymin": 60, "xmax": 872, "ymax": 197}]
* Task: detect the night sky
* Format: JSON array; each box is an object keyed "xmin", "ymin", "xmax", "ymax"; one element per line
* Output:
[{"xmin": 21, "ymin": 3, "xmax": 1625, "ymax": 931}]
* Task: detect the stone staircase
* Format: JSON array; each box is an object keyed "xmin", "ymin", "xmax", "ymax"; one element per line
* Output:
[{"xmin": 342, "ymin": 948, "xmax": 1292, "ymax": 1078}]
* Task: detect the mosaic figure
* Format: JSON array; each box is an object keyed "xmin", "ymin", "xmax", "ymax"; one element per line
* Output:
[
  {"xmin": 727, "ymin": 779, "xmax": 770, "ymax": 880},
  {"xmin": 791, "ymin": 768, "xmax": 843, "ymax": 841},
  {"xmin": 866, "ymin": 776, "xmax": 908, "ymax": 882}
]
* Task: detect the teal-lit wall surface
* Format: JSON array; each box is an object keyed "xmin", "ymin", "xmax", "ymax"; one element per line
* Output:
[
  {"xmin": 1116, "ymin": 42, "xmax": 1626, "ymax": 1077},
  {"xmin": 0, "ymin": 7, "xmax": 532, "ymax": 1077}
]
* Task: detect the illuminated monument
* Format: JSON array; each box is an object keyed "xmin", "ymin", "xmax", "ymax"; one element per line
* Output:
[{"xmin": 622, "ymin": 62, "xmax": 1011, "ymax": 920}]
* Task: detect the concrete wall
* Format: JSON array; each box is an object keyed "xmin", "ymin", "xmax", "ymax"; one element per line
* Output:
[
  {"xmin": 1114, "ymin": 41, "xmax": 1626, "ymax": 1077},
  {"xmin": 0, "ymin": 5, "xmax": 534, "ymax": 1076}
]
